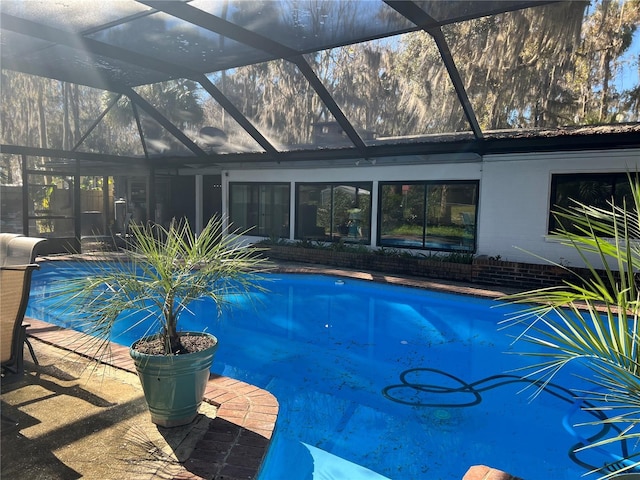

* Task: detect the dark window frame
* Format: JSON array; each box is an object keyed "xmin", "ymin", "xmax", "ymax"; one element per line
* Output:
[
  {"xmin": 548, "ymin": 172, "xmax": 635, "ymax": 234},
  {"xmin": 377, "ymin": 179, "xmax": 479, "ymax": 252},
  {"xmin": 294, "ymin": 181, "xmax": 373, "ymax": 243},
  {"xmin": 228, "ymin": 182, "xmax": 290, "ymax": 238}
]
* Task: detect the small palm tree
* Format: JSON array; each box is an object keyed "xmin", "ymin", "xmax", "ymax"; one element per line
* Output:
[
  {"xmin": 501, "ymin": 174, "xmax": 640, "ymax": 477},
  {"xmin": 55, "ymin": 216, "xmax": 269, "ymax": 357}
]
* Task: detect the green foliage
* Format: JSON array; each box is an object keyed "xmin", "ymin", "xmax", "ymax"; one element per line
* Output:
[
  {"xmin": 388, "ymin": 225, "xmax": 423, "ymax": 236},
  {"xmin": 52, "ymin": 217, "xmax": 270, "ymax": 356},
  {"xmin": 389, "ymin": 224, "xmax": 467, "ymax": 238},
  {"xmin": 438, "ymin": 252, "xmax": 475, "ymax": 264},
  {"xmin": 373, "ymin": 246, "xmax": 415, "ymax": 258},
  {"xmin": 294, "ymin": 239, "xmax": 329, "ymax": 250},
  {"xmin": 328, "ymin": 240, "xmax": 351, "ymax": 252},
  {"xmin": 263, "ymin": 234, "xmax": 289, "ymax": 246},
  {"xmin": 336, "ymin": 242, "xmax": 370, "ymax": 254},
  {"xmin": 501, "ymin": 173, "xmax": 640, "ymax": 477},
  {"xmin": 258, "ymin": 237, "xmax": 474, "ymax": 263}
]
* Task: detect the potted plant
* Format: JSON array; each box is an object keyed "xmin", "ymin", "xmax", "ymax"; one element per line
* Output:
[
  {"xmin": 500, "ymin": 174, "xmax": 640, "ymax": 478},
  {"xmin": 55, "ymin": 216, "xmax": 269, "ymax": 427}
]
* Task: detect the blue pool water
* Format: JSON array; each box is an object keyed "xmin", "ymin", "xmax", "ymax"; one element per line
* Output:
[{"xmin": 27, "ymin": 262, "xmax": 633, "ymax": 480}]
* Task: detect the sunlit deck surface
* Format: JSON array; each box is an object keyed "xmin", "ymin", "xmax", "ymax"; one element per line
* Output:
[{"xmin": 2, "ymin": 261, "xmax": 511, "ymax": 480}]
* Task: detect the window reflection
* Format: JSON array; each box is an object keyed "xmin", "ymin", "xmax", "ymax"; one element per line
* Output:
[
  {"xmin": 549, "ymin": 173, "xmax": 637, "ymax": 234},
  {"xmin": 296, "ymin": 183, "xmax": 372, "ymax": 243},
  {"xmin": 229, "ymin": 183, "xmax": 290, "ymax": 238},
  {"xmin": 379, "ymin": 181, "xmax": 478, "ymax": 252}
]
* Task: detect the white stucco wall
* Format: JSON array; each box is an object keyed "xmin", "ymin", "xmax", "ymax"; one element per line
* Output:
[
  {"xmin": 479, "ymin": 149, "xmax": 640, "ymax": 265},
  {"xmin": 219, "ymin": 148, "xmax": 640, "ymax": 267}
]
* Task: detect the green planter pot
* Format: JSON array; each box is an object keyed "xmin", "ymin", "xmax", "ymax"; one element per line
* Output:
[{"xmin": 130, "ymin": 332, "xmax": 218, "ymax": 428}]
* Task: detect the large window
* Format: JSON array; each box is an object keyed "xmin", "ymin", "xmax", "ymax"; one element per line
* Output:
[
  {"xmin": 295, "ymin": 182, "xmax": 372, "ymax": 242},
  {"xmin": 229, "ymin": 183, "xmax": 290, "ymax": 238},
  {"xmin": 549, "ymin": 173, "xmax": 635, "ymax": 233},
  {"xmin": 379, "ymin": 181, "xmax": 478, "ymax": 252}
]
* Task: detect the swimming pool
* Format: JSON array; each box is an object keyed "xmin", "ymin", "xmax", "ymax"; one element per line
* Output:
[{"xmin": 27, "ymin": 262, "xmax": 632, "ymax": 479}]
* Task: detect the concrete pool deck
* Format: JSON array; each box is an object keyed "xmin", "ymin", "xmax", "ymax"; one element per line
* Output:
[
  {"xmin": 2, "ymin": 318, "xmax": 278, "ymax": 480},
  {"xmin": 1, "ymin": 260, "xmax": 522, "ymax": 480}
]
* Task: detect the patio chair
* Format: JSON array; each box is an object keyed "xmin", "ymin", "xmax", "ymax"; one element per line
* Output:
[
  {"xmin": 1, "ymin": 235, "xmax": 46, "ymax": 382},
  {"xmin": 0, "ymin": 233, "xmax": 22, "ymax": 262},
  {"xmin": 1, "ymin": 233, "xmax": 46, "ymax": 266}
]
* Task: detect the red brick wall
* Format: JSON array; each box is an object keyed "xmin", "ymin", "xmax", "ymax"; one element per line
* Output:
[{"xmin": 261, "ymin": 245, "xmax": 590, "ymax": 290}]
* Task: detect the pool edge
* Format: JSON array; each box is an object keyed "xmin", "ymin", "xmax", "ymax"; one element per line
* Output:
[{"xmin": 24, "ymin": 316, "xmax": 279, "ymax": 480}]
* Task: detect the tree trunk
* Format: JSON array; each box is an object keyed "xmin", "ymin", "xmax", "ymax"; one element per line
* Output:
[
  {"xmin": 63, "ymin": 82, "xmax": 71, "ymax": 150},
  {"xmin": 598, "ymin": 49, "xmax": 612, "ymax": 122},
  {"xmin": 37, "ymin": 85, "xmax": 47, "ymax": 150},
  {"xmin": 72, "ymin": 84, "xmax": 81, "ymax": 146}
]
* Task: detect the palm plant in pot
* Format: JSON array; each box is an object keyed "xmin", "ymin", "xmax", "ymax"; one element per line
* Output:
[
  {"xmin": 55, "ymin": 216, "xmax": 269, "ymax": 427},
  {"xmin": 500, "ymin": 174, "xmax": 640, "ymax": 478}
]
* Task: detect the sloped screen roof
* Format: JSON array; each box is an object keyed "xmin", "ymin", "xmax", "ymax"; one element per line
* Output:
[{"xmin": 1, "ymin": 0, "xmax": 639, "ymax": 169}]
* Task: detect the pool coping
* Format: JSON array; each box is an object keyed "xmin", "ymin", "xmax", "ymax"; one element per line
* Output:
[{"xmin": 24, "ymin": 316, "xmax": 279, "ymax": 480}]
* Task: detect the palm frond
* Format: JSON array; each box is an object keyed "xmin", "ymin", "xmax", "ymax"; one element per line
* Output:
[
  {"xmin": 48, "ymin": 216, "xmax": 271, "ymax": 357},
  {"xmin": 500, "ymin": 173, "xmax": 640, "ymax": 477}
]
